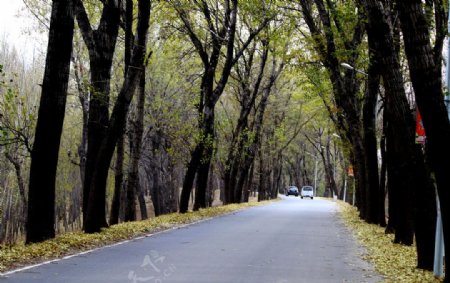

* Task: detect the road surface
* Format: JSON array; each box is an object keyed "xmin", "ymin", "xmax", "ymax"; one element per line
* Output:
[{"xmin": 0, "ymin": 197, "xmax": 382, "ymax": 283}]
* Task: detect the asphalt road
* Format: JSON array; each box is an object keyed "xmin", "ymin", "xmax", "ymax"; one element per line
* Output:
[{"xmin": 0, "ymin": 197, "xmax": 382, "ymax": 283}]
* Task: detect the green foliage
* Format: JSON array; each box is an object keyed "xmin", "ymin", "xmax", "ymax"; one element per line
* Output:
[
  {"xmin": 0, "ymin": 64, "xmax": 37, "ymax": 153},
  {"xmin": 144, "ymin": 32, "xmax": 200, "ymax": 163}
]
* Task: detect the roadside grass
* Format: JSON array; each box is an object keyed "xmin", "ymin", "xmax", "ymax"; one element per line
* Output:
[
  {"xmin": 338, "ymin": 201, "xmax": 443, "ymax": 283},
  {"xmin": 0, "ymin": 200, "xmax": 273, "ymax": 273}
]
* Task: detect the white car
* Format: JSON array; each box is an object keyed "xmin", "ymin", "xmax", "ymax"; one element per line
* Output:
[{"xmin": 300, "ymin": 186, "xmax": 314, "ymax": 199}]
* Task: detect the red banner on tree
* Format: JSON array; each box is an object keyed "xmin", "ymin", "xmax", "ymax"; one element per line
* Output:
[{"xmin": 416, "ymin": 109, "xmax": 426, "ymax": 144}]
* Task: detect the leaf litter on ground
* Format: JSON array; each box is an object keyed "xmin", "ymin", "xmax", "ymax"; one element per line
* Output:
[{"xmin": 338, "ymin": 201, "xmax": 443, "ymax": 283}]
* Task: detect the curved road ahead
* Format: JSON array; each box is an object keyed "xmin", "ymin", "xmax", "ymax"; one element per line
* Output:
[{"xmin": 1, "ymin": 197, "xmax": 382, "ymax": 283}]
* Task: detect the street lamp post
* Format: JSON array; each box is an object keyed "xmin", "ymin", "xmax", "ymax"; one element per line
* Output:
[
  {"xmin": 305, "ymin": 150, "xmax": 319, "ymax": 197},
  {"xmin": 313, "ymin": 156, "xmax": 318, "ymax": 197}
]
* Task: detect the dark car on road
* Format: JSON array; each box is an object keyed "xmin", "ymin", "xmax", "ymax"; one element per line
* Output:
[{"xmin": 286, "ymin": 186, "xmax": 299, "ymax": 197}]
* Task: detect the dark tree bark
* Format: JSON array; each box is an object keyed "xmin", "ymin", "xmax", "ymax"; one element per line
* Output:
[
  {"xmin": 175, "ymin": 0, "xmax": 269, "ymax": 212},
  {"xmin": 235, "ymin": 55, "xmax": 284, "ymax": 203},
  {"xmin": 364, "ymin": 31, "xmax": 381, "ymax": 224},
  {"xmin": 26, "ymin": 0, "xmax": 74, "ymax": 243},
  {"xmin": 110, "ymin": 0, "xmax": 134, "ymax": 225},
  {"xmin": 306, "ymin": 133, "xmax": 338, "ymax": 198},
  {"xmin": 258, "ymin": 146, "xmax": 269, "ymax": 201},
  {"xmin": 413, "ymin": 144, "xmax": 437, "ymax": 270},
  {"xmin": 223, "ymin": 40, "xmax": 269, "ymax": 204},
  {"xmin": 110, "ymin": 134, "xmax": 124, "ymax": 225},
  {"xmin": 72, "ymin": 46, "xmax": 89, "ymax": 189},
  {"xmin": 126, "ymin": 71, "xmax": 147, "ymax": 221},
  {"xmin": 193, "ymin": 104, "xmax": 215, "ymax": 210},
  {"xmin": 299, "ymin": 0, "xmax": 368, "ymax": 219},
  {"xmin": 324, "ymin": 137, "xmax": 338, "ymax": 197},
  {"xmin": 5, "ymin": 153, "xmax": 27, "ymax": 220},
  {"xmin": 179, "ymin": 143, "xmax": 203, "ymax": 212},
  {"xmin": 237, "ymin": 64, "xmax": 279, "ymax": 203},
  {"xmin": 362, "ymin": 0, "xmax": 437, "ymax": 264},
  {"xmin": 135, "ymin": 73, "xmax": 148, "ymax": 220},
  {"xmin": 84, "ymin": 0, "xmax": 151, "ymax": 233},
  {"xmin": 142, "ymin": 127, "xmax": 179, "ymax": 216},
  {"xmin": 395, "ymin": 1, "xmax": 450, "ymax": 275},
  {"xmin": 242, "ymin": 162, "xmax": 254, "ymax": 202},
  {"xmin": 383, "ymin": 109, "xmax": 396, "ymax": 234},
  {"xmin": 74, "ymin": 0, "xmax": 121, "ymax": 230},
  {"xmin": 363, "ymin": 0, "xmax": 414, "ymax": 244}
]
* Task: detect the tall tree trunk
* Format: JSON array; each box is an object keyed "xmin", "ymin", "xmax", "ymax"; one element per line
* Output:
[
  {"xmin": 26, "ymin": 0, "xmax": 74, "ymax": 243},
  {"xmin": 151, "ymin": 164, "xmax": 161, "ymax": 216},
  {"xmin": 395, "ymin": 1, "xmax": 450, "ymax": 277},
  {"xmin": 258, "ymin": 147, "xmax": 267, "ymax": 201},
  {"xmin": 351, "ymin": 137, "xmax": 367, "ymax": 219},
  {"xmin": 126, "ymin": 71, "xmax": 147, "ymax": 220},
  {"xmin": 413, "ymin": 144, "xmax": 437, "ymax": 270},
  {"xmin": 223, "ymin": 41, "xmax": 269, "ymax": 204},
  {"xmin": 136, "ymin": 76, "xmax": 148, "ymax": 220},
  {"xmin": 110, "ymin": 0, "xmax": 133, "ymax": 225},
  {"xmin": 364, "ymin": 33, "xmax": 381, "ymax": 224},
  {"xmin": 242, "ymin": 162, "xmax": 254, "ymax": 202},
  {"xmin": 384, "ymin": 111, "xmax": 396, "ymax": 234},
  {"xmin": 324, "ymin": 138, "xmax": 338, "ymax": 196},
  {"xmin": 379, "ymin": 128, "xmax": 387, "ymax": 227},
  {"xmin": 194, "ymin": 105, "xmax": 215, "ymax": 210},
  {"xmin": 84, "ymin": 0, "xmax": 151, "ymax": 233},
  {"xmin": 176, "ymin": 0, "xmax": 267, "ymax": 212},
  {"xmin": 233, "ymin": 56, "xmax": 283, "ymax": 203},
  {"xmin": 72, "ymin": 49, "xmax": 89, "ymax": 188},
  {"xmin": 75, "ymin": 0, "xmax": 121, "ymax": 230},
  {"xmin": 179, "ymin": 143, "xmax": 203, "ymax": 213},
  {"xmin": 110, "ymin": 135, "xmax": 124, "ymax": 225},
  {"xmin": 300, "ymin": 0, "xmax": 366, "ymax": 219},
  {"xmin": 5, "ymin": 154, "xmax": 27, "ymax": 221},
  {"xmin": 363, "ymin": 0, "xmax": 438, "ymax": 260}
]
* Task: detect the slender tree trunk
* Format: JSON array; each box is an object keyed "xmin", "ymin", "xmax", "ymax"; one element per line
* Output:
[
  {"xmin": 194, "ymin": 104, "xmax": 215, "ymax": 210},
  {"xmin": 5, "ymin": 154, "xmax": 27, "ymax": 221},
  {"xmin": 26, "ymin": 0, "xmax": 74, "ymax": 243},
  {"xmin": 179, "ymin": 143, "xmax": 203, "ymax": 213},
  {"xmin": 324, "ymin": 139, "xmax": 338, "ymax": 196},
  {"xmin": 73, "ymin": 51, "xmax": 89, "ymax": 187},
  {"xmin": 258, "ymin": 147, "xmax": 266, "ymax": 201},
  {"xmin": 126, "ymin": 71, "xmax": 147, "ymax": 220},
  {"xmin": 379, "ymin": 130, "xmax": 387, "ymax": 227},
  {"xmin": 364, "ymin": 33, "xmax": 381, "ymax": 224},
  {"xmin": 385, "ymin": 105, "xmax": 414, "ymax": 245},
  {"xmin": 384, "ymin": 111, "xmax": 396, "ymax": 234},
  {"xmin": 110, "ymin": 0, "xmax": 133, "ymax": 225},
  {"xmin": 413, "ymin": 144, "xmax": 437, "ymax": 270},
  {"xmin": 242, "ymin": 162, "xmax": 254, "ymax": 202},
  {"xmin": 110, "ymin": 135, "xmax": 124, "ymax": 225},
  {"xmin": 351, "ymin": 137, "xmax": 367, "ymax": 219}
]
